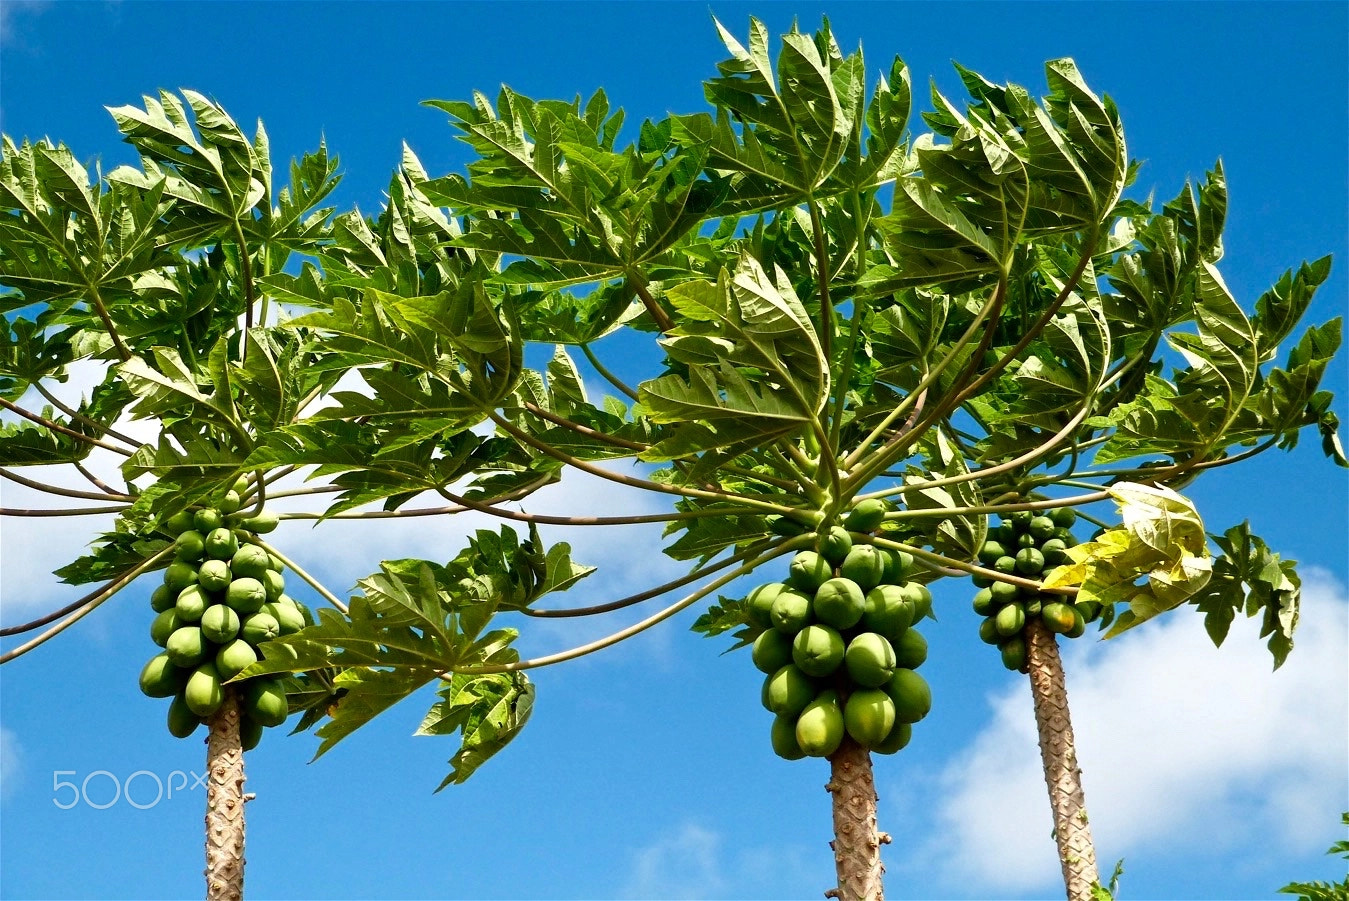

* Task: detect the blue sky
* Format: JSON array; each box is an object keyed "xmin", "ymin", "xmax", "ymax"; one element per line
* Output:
[{"xmin": 1, "ymin": 2, "xmax": 1346, "ymax": 899}]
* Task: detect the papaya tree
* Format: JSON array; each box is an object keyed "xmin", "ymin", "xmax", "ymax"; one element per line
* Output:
[{"xmin": 1, "ymin": 16, "xmax": 1342, "ymax": 901}]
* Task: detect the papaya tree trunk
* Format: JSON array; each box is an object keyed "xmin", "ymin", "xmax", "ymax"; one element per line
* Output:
[
  {"xmin": 204, "ymin": 690, "xmax": 246, "ymax": 901},
  {"xmin": 825, "ymin": 736, "xmax": 886, "ymax": 901},
  {"xmin": 1025, "ymin": 619, "xmax": 1099, "ymax": 901}
]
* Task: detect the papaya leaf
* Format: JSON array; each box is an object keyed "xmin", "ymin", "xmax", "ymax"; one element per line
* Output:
[
  {"xmin": 1188, "ymin": 521, "xmax": 1302, "ymax": 668},
  {"xmin": 1041, "ymin": 482, "xmax": 1211, "ymax": 636},
  {"xmin": 420, "ymin": 671, "xmax": 535, "ymax": 789},
  {"xmin": 690, "ymin": 594, "xmax": 761, "ymax": 652}
]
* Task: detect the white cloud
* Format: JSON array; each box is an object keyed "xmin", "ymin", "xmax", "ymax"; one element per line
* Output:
[
  {"xmin": 0, "ymin": 726, "xmax": 22, "ymax": 801},
  {"xmin": 621, "ymin": 822, "xmax": 728, "ymax": 900},
  {"xmin": 897, "ymin": 570, "xmax": 1349, "ymax": 896}
]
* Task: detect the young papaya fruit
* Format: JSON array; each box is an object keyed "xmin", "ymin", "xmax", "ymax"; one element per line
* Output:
[
  {"xmin": 994, "ymin": 602, "xmax": 1026, "ymax": 638},
  {"xmin": 812, "ymin": 578, "xmax": 865, "ymax": 630},
  {"xmin": 762, "ymin": 664, "xmax": 815, "ymax": 717},
  {"xmin": 843, "ymin": 632, "xmax": 897, "ymax": 688},
  {"xmin": 198, "ymin": 559, "xmax": 232, "ymax": 593},
  {"xmin": 164, "ymin": 510, "xmax": 197, "ymax": 536},
  {"xmin": 174, "ymin": 585, "xmax": 210, "ymax": 623},
  {"xmin": 262, "ymin": 598, "xmax": 305, "ymax": 635},
  {"xmin": 215, "ymin": 638, "xmax": 259, "ymax": 681},
  {"xmin": 185, "ymin": 663, "xmax": 224, "ymax": 717},
  {"xmin": 139, "ymin": 653, "xmax": 182, "ymax": 698},
  {"xmin": 162, "ymin": 562, "xmax": 199, "ymax": 592},
  {"xmin": 885, "ymin": 668, "xmax": 932, "ymax": 724},
  {"xmin": 769, "ymin": 714, "xmax": 805, "ymax": 760},
  {"xmin": 150, "ymin": 609, "xmax": 181, "ymax": 647},
  {"xmin": 239, "ymin": 611, "xmax": 281, "ymax": 646},
  {"xmin": 838, "ymin": 545, "xmax": 886, "ymax": 592},
  {"xmin": 150, "ymin": 584, "xmax": 176, "ymax": 613},
  {"xmin": 747, "ymin": 582, "xmax": 787, "ymax": 625},
  {"xmin": 891, "ymin": 628, "xmax": 928, "ymax": 669},
  {"xmin": 167, "ymin": 694, "xmax": 203, "ymax": 738},
  {"xmin": 794, "ymin": 692, "xmax": 844, "ymax": 757},
  {"xmin": 239, "ymin": 715, "xmax": 263, "ymax": 752},
  {"xmin": 751, "ymin": 629, "xmax": 794, "ymax": 675},
  {"xmin": 174, "ymin": 530, "xmax": 205, "ymax": 562},
  {"xmin": 861, "ymin": 584, "xmax": 914, "ymax": 641},
  {"xmin": 816, "ymin": 526, "xmax": 853, "ymax": 566},
  {"xmin": 200, "ymin": 604, "xmax": 241, "ymax": 644},
  {"xmin": 880, "ymin": 548, "xmax": 912, "ymax": 584},
  {"xmin": 218, "ymin": 490, "xmax": 242, "ymax": 515},
  {"xmin": 871, "ymin": 721, "xmax": 912, "ymax": 755},
  {"xmin": 242, "ymin": 678, "xmax": 288, "ymax": 727},
  {"xmin": 229, "ymin": 545, "xmax": 271, "ymax": 581},
  {"xmin": 844, "ymin": 689, "xmax": 896, "ymax": 747},
  {"xmin": 204, "ymin": 527, "xmax": 239, "ymax": 561},
  {"xmin": 843, "ymin": 498, "xmax": 889, "ymax": 534},
  {"xmin": 769, "ymin": 589, "xmax": 812, "ymax": 634},
  {"xmin": 239, "ymin": 510, "xmax": 279, "ymax": 534},
  {"xmin": 226, "ymin": 578, "xmax": 267, "ymax": 614},
  {"xmin": 165, "ymin": 626, "xmax": 210, "ymax": 668},
  {"xmin": 999, "ymin": 635, "xmax": 1028, "ymax": 671},
  {"xmin": 261, "ymin": 569, "xmax": 286, "ymax": 602},
  {"xmin": 787, "ymin": 551, "xmax": 832, "ymax": 592},
  {"xmin": 790, "ymin": 625, "xmax": 845, "ymax": 678},
  {"xmin": 193, "ymin": 508, "xmax": 224, "ymax": 533}
]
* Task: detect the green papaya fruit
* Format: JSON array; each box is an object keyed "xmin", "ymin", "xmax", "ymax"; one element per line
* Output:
[
  {"xmin": 226, "ymin": 578, "xmax": 267, "ymax": 614},
  {"xmin": 762, "ymin": 664, "xmax": 816, "ymax": 717},
  {"xmin": 218, "ymin": 490, "xmax": 242, "ymax": 515},
  {"xmin": 838, "ymin": 545, "xmax": 886, "ymax": 592},
  {"xmin": 163, "ymin": 561, "xmax": 199, "ymax": 592},
  {"xmin": 751, "ymin": 629, "xmax": 794, "ymax": 675},
  {"xmin": 1065, "ymin": 606, "xmax": 1087, "ymax": 639},
  {"xmin": 844, "ymin": 689, "xmax": 896, "ymax": 747},
  {"xmin": 843, "ymin": 498, "xmax": 888, "ymax": 534},
  {"xmin": 1011, "ymin": 510, "xmax": 1034, "ymax": 529},
  {"xmin": 902, "ymin": 582, "xmax": 933, "ymax": 622},
  {"xmin": 994, "ymin": 602, "xmax": 1026, "ymax": 638},
  {"xmin": 185, "ymin": 663, "xmax": 224, "ymax": 717},
  {"xmin": 198, "ymin": 559, "xmax": 232, "ymax": 593},
  {"xmin": 243, "ymin": 678, "xmax": 288, "ymax": 727},
  {"xmin": 1017, "ymin": 533, "xmax": 1038, "ymax": 549},
  {"xmin": 200, "ymin": 604, "xmax": 241, "ymax": 644},
  {"xmin": 990, "ymin": 580, "xmax": 1021, "ymax": 604},
  {"xmin": 993, "ymin": 555, "xmax": 1018, "ymax": 575},
  {"xmin": 999, "ymin": 635, "xmax": 1028, "ymax": 671},
  {"xmin": 1050, "ymin": 508, "xmax": 1077, "ymax": 528},
  {"xmin": 193, "ymin": 508, "xmax": 224, "ymax": 533},
  {"xmin": 240, "ymin": 510, "xmax": 279, "ymax": 534},
  {"xmin": 880, "ymin": 548, "xmax": 913, "ymax": 584},
  {"xmin": 1028, "ymin": 515, "xmax": 1057, "ymax": 540},
  {"xmin": 843, "ymin": 632, "xmax": 897, "ymax": 688},
  {"xmin": 1015, "ymin": 547, "xmax": 1046, "ymax": 575},
  {"xmin": 1075, "ymin": 600, "xmax": 1102, "ymax": 623},
  {"xmin": 972, "ymin": 573, "xmax": 994, "ymax": 588},
  {"xmin": 216, "ymin": 638, "xmax": 259, "ymax": 681},
  {"xmin": 795, "ymin": 693, "xmax": 844, "ymax": 757},
  {"xmin": 787, "ymin": 551, "xmax": 833, "ymax": 592},
  {"xmin": 240, "ymin": 611, "xmax": 281, "ymax": 646},
  {"xmin": 167, "ymin": 694, "xmax": 203, "ymax": 738},
  {"xmin": 997, "ymin": 521, "xmax": 1019, "ymax": 544},
  {"xmin": 204, "ymin": 527, "xmax": 239, "ymax": 560},
  {"xmin": 816, "ymin": 527, "xmax": 853, "ymax": 565},
  {"xmin": 165, "ymin": 626, "xmax": 210, "ymax": 668},
  {"xmin": 1054, "ymin": 527, "xmax": 1078, "ymax": 546},
  {"xmin": 769, "ymin": 714, "xmax": 806, "ymax": 760},
  {"xmin": 892, "ymin": 628, "xmax": 928, "ymax": 669},
  {"xmin": 971, "ymin": 587, "xmax": 996, "ymax": 616},
  {"xmin": 263, "ymin": 599, "xmax": 305, "ymax": 635},
  {"xmin": 769, "ymin": 588, "xmax": 813, "ymax": 634},
  {"xmin": 261, "ymin": 569, "xmax": 286, "ymax": 602},
  {"xmin": 151, "ymin": 609, "xmax": 181, "ymax": 647},
  {"xmin": 165, "ymin": 510, "xmax": 196, "ymax": 536},
  {"xmin": 747, "ymin": 582, "xmax": 787, "ymax": 624},
  {"xmin": 871, "ymin": 721, "xmax": 913, "ymax": 755},
  {"xmin": 791, "ymin": 625, "xmax": 845, "ymax": 677},
  {"xmin": 1040, "ymin": 602, "xmax": 1076, "ymax": 634},
  {"xmin": 978, "ymin": 616, "xmax": 1001, "ymax": 644},
  {"xmin": 861, "ymin": 584, "xmax": 914, "ymax": 641},
  {"xmin": 139, "ymin": 653, "xmax": 182, "ymax": 698},
  {"xmin": 885, "ymin": 668, "xmax": 932, "ymax": 723},
  {"xmin": 150, "ymin": 584, "xmax": 176, "ymax": 613},
  {"xmin": 978, "ymin": 541, "xmax": 1008, "ymax": 565},
  {"xmin": 240, "ymin": 715, "xmax": 264, "ymax": 752},
  {"xmin": 230, "ymin": 544, "xmax": 271, "ymax": 581},
  {"xmin": 175, "ymin": 585, "xmax": 210, "ymax": 623},
  {"xmin": 812, "ymin": 577, "xmax": 865, "ymax": 629},
  {"xmin": 174, "ymin": 530, "xmax": 206, "ymax": 562}
]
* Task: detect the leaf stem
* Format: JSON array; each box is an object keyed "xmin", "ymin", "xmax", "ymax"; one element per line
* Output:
[
  {"xmin": 580, "ymin": 343, "xmax": 639, "ymax": 401},
  {"xmin": 1, "ymin": 504, "xmax": 130, "ymax": 517},
  {"xmin": 0, "ymin": 397, "xmax": 134, "ymax": 456},
  {"xmin": 0, "ymin": 467, "xmax": 133, "ymax": 502},
  {"xmin": 865, "ymin": 534, "xmax": 1077, "ymax": 596},
  {"xmin": 248, "ymin": 538, "xmax": 348, "ymax": 614},
  {"xmin": 0, "ymin": 547, "xmax": 171, "ymax": 664},
  {"xmin": 34, "ymin": 382, "xmax": 140, "ymax": 449},
  {"xmin": 449, "ymin": 538, "xmax": 807, "ymax": 674}
]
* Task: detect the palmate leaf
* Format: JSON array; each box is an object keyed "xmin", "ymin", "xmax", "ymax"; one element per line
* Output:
[
  {"xmin": 1042, "ymin": 482, "xmax": 1212, "ymax": 636},
  {"xmin": 239, "ymin": 527, "xmax": 591, "ymax": 785},
  {"xmin": 1189, "ymin": 521, "xmax": 1302, "ymax": 668},
  {"xmin": 690, "ymin": 594, "xmax": 761, "ymax": 651}
]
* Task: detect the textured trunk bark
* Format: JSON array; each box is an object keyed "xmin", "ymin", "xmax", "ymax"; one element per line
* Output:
[
  {"xmin": 204, "ymin": 690, "xmax": 246, "ymax": 901},
  {"xmin": 825, "ymin": 736, "xmax": 885, "ymax": 901},
  {"xmin": 1025, "ymin": 619, "xmax": 1099, "ymax": 901}
]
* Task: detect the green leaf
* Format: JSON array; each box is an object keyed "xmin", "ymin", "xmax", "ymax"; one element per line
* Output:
[
  {"xmin": 419, "ymin": 671, "xmax": 535, "ymax": 789},
  {"xmin": 1189, "ymin": 521, "xmax": 1302, "ymax": 668}
]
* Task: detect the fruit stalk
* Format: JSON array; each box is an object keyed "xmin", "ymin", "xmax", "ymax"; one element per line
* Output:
[
  {"xmin": 1025, "ymin": 619, "xmax": 1098, "ymax": 901},
  {"xmin": 204, "ymin": 689, "xmax": 247, "ymax": 901},
  {"xmin": 825, "ymin": 736, "xmax": 885, "ymax": 901}
]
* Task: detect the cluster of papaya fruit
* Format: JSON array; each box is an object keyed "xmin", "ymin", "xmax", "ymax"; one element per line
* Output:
[
  {"xmin": 748, "ymin": 500, "xmax": 932, "ymax": 760},
  {"xmin": 138, "ymin": 482, "xmax": 307, "ymax": 748},
  {"xmin": 970, "ymin": 508, "xmax": 1101, "ymax": 670}
]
